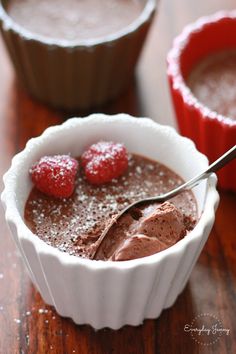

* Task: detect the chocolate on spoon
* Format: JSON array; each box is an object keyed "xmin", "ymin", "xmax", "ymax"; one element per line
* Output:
[{"xmin": 92, "ymin": 145, "xmax": 236, "ymax": 259}]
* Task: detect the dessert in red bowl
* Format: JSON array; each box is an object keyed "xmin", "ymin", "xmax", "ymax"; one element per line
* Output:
[{"xmin": 167, "ymin": 11, "xmax": 236, "ymax": 191}]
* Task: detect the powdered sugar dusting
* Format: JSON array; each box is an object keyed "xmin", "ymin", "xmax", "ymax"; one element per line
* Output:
[
  {"xmin": 25, "ymin": 154, "xmax": 197, "ymax": 259},
  {"xmin": 82, "ymin": 141, "xmax": 128, "ymax": 184},
  {"xmin": 30, "ymin": 154, "xmax": 78, "ymax": 198}
]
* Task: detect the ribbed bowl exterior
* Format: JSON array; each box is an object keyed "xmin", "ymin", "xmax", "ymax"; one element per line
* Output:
[
  {"xmin": 1, "ymin": 114, "xmax": 219, "ymax": 329},
  {"xmin": 0, "ymin": 1, "xmax": 156, "ymax": 110},
  {"xmin": 16, "ymin": 221, "xmax": 214, "ymax": 329},
  {"xmin": 167, "ymin": 11, "xmax": 236, "ymax": 191}
]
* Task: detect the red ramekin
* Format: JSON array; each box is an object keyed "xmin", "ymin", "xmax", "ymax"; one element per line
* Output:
[{"xmin": 167, "ymin": 11, "xmax": 236, "ymax": 191}]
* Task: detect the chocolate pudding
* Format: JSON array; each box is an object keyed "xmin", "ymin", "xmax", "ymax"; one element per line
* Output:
[
  {"xmin": 6, "ymin": 0, "xmax": 145, "ymax": 41},
  {"xmin": 24, "ymin": 154, "xmax": 197, "ymax": 261},
  {"xmin": 187, "ymin": 49, "xmax": 236, "ymax": 120},
  {"xmin": 96, "ymin": 201, "xmax": 195, "ymax": 261}
]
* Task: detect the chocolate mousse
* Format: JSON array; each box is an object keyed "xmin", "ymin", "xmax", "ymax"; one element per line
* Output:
[
  {"xmin": 97, "ymin": 201, "xmax": 194, "ymax": 261},
  {"xmin": 187, "ymin": 49, "xmax": 236, "ymax": 120},
  {"xmin": 6, "ymin": 0, "xmax": 145, "ymax": 41},
  {"xmin": 24, "ymin": 154, "xmax": 198, "ymax": 261}
]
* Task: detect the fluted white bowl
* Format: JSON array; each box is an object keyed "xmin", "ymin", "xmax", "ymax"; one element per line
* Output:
[{"xmin": 1, "ymin": 114, "xmax": 219, "ymax": 329}]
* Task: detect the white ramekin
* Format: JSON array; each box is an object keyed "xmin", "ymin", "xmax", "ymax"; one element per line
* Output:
[{"xmin": 1, "ymin": 114, "xmax": 219, "ymax": 329}]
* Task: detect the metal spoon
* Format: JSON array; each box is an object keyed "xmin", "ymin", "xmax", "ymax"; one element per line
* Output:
[{"xmin": 92, "ymin": 145, "xmax": 236, "ymax": 259}]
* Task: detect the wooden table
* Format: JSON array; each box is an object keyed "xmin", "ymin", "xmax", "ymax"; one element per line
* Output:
[{"xmin": 0, "ymin": 1, "xmax": 235, "ymax": 353}]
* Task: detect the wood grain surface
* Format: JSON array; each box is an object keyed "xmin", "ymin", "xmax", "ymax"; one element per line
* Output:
[{"xmin": 0, "ymin": 0, "xmax": 235, "ymax": 353}]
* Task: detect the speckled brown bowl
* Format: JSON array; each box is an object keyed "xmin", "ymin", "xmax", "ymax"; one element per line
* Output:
[{"xmin": 0, "ymin": 0, "xmax": 156, "ymax": 110}]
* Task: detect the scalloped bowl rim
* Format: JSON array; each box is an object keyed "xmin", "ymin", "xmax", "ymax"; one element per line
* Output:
[
  {"xmin": 1, "ymin": 114, "xmax": 219, "ymax": 271},
  {"xmin": 0, "ymin": 0, "xmax": 156, "ymax": 48}
]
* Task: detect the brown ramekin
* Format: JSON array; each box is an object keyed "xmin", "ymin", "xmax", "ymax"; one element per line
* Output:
[
  {"xmin": 167, "ymin": 11, "xmax": 236, "ymax": 191},
  {"xmin": 0, "ymin": 0, "xmax": 156, "ymax": 110}
]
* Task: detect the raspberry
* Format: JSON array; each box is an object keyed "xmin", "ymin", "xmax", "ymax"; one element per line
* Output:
[
  {"xmin": 81, "ymin": 141, "xmax": 128, "ymax": 185},
  {"xmin": 30, "ymin": 155, "xmax": 78, "ymax": 198}
]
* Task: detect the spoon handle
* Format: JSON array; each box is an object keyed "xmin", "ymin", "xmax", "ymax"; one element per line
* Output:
[
  {"xmin": 160, "ymin": 144, "xmax": 236, "ymax": 201},
  {"xmin": 204, "ymin": 144, "xmax": 236, "ymax": 174}
]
